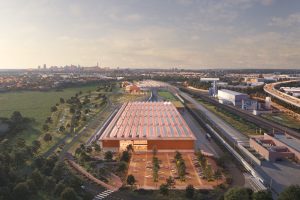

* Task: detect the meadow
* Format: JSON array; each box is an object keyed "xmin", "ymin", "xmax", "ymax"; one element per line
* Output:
[
  {"xmin": 158, "ymin": 90, "xmax": 177, "ymax": 101},
  {"xmin": 261, "ymin": 112, "xmax": 300, "ymax": 130},
  {"xmin": 197, "ymin": 99, "xmax": 263, "ymax": 135},
  {"xmin": 0, "ymin": 84, "xmax": 99, "ymax": 128}
]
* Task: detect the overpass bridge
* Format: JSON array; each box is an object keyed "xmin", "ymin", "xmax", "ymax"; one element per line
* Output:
[{"xmin": 264, "ymin": 80, "xmax": 300, "ymax": 108}]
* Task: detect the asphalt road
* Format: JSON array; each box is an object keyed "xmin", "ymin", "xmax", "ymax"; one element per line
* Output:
[{"xmin": 181, "ymin": 110, "xmax": 219, "ymax": 157}]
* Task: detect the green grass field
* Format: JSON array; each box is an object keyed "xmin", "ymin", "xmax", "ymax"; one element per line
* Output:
[
  {"xmin": 0, "ymin": 85, "xmax": 99, "ymax": 127},
  {"xmin": 158, "ymin": 90, "xmax": 177, "ymax": 101},
  {"xmin": 261, "ymin": 113, "xmax": 300, "ymax": 130},
  {"xmin": 197, "ymin": 99, "xmax": 262, "ymax": 135}
]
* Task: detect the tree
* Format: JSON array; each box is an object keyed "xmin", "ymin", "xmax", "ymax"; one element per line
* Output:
[
  {"xmin": 60, "ymin": 97, "xmax": 65, "ymax": 104},
  {"xmin": 16, "ymin": 138, "xmax": 26, "ymax": 148},
  {"xmin": 43, "ymin": 124, "xmax": 49, "ymax": 131},
  {"xmin": 85, "ymin": 146, "xmax": 92, "ymax": 153},
  {"xmin": 10, "ymin": 111, "xmax": 23, "ymax": 124},
  {"xmin": 52, "ymin": 163, "xmax": 65, "ymax": 180},
  {"xmin": 93, "ymin": 143, "xmax": 101, "ymax": 152},
  {"xmin": 30, "ymin": 170, "xmax": 44, "ymax": 188},
  {"xmin": 126, "ymin": 144, "xmax": 133, "ymax": 152},
  {"xmin": 278, "ymin": 185, "xmax": 300, "ymax": 200},
  {"xmin": 13, "ymin": 182, "xmax": 30, "ymax": 200},
  {"xmin": 54, "ymin": 182, "xmax": 66, "ymax": 196},
  {"xmin": 224, "ymin": 187, "xmax": 253, "ymax": 200},
  {"xmin": 43, "ymin": 133, "xmax": 52, "ymax": 142},
  {"xmin": 69, "ymin": 107, "xmax": 75, "ymax": 114},
  {"xmin": 26, "ymin": 179, "xmax": 37, "ymax": 194},
  {"xmin": 214, "ymin": 168, "xmax": 222, "ymax": 184},
  {"xmin": 45, "ymin": 116, "xmax": 52, "ymax": 124},
  {"xmin": 159, "ymin": 183, "xmax": 169, "ymax": 196},
  {"xmin": 203, "ymin": 164, "xmax": 213, "ymax": 181},
  {"xmin": 44, "ymin": 176, "xmax": 56, "ymax": 193},
  {"xmin": 166, "ymin": 176, "xmax": 175, "ymax": 188},
  {"xmin": 175, "ymin": 151, "xmax": 182, "ymax": 161},
  {"xmin": 75, "ymin": 147, "xmax": 82, "ymax": 156},
  {"xmin": 253, "ymin": 190, "xmax": 273, "ymax": 200},
  {"xmin": 120, "ymin": 150, "xmax": 130, "ymax": 162},
  {"xmin": 185, "ymin": 184, "xmax": 195, "ymax": 198},
  {"xmin": 51, "ymin": 106, "xmax": 58, "ymax": 112},
  {"xmin": 60, "ymin": 187, "xmax": 79, "ymax": 200},
  {"xmin": 118, "ymin": 161, "xmax": 128, "ymax": 172},
  {"xmin": 152, "ymin": 156, "xmax": 160, "ymax": 182},
  {"xmin": 127, "ymin": 174, "xmax": 136, "ymax": 186},
  {"xmin": 59, "ymin": 125, "xmax": 65, "ymax": 132},
  {"xmin": 31, "ymin": 140, "xmax": 41, "ymax": 154},
  {"xmin": 104, "ymin": 151, "xmax": 113, "ymax": 161}
]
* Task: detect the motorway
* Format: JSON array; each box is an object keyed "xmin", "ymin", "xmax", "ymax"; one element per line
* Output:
[{"xmin": 264, "ymin": 80, "xmax": 300, "ymax": 108}]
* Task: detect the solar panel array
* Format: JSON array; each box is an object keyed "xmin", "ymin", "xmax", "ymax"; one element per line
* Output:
[{"xmin": 102, "ymin": 102, "xmax": 195, "ymax": 140}]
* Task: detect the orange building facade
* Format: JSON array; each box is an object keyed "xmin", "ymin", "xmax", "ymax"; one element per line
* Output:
[{"xmin": 99, "ymin": 102, "xmax": 196, "ymax": 152}]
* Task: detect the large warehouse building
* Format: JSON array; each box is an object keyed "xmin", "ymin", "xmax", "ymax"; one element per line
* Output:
[
  {"xmin": 218, "ymin": 89, "xmax": 249, "ymax": 106},
  {"xmin": 99, "ymin": 101, "xmax": 196, "ymax": 152}
]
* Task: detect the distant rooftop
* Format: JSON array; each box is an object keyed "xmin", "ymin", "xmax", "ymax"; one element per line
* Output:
[
  {"xmin": 275, "ymin": 134, "xmax": 300, "ymax": 152},
  {"xmin": 218, "ymin": 89, "xmax": 246, "ymax": 96}
]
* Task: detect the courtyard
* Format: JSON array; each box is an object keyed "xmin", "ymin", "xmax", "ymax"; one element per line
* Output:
[{"xmin": 127, "ymin": 152, "xmax": 223, "ymax": 190}]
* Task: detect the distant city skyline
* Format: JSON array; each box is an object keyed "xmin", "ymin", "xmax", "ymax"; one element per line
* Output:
[{"xmin": 0, "ymin": 0, "xmax": 300, "ymax": 69}]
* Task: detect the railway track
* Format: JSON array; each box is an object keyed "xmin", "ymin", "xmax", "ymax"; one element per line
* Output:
[{"xmin": 180, "ymin": 87, "xmax": 300, "ymax": 140}]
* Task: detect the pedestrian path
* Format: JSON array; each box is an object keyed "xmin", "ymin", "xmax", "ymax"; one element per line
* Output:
[{"xmin": 94, "ymin": 190, "xmax": 114, "ymax": 200}]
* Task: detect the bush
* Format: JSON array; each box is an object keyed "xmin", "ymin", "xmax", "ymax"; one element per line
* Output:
[
  {"xmin": 104, "ymin": 151, "xmax": 113, "ymax": 161},
  {"xmin": 127, "ymin": 174, "xmax": 136, "ymax": 186},
  {"xmin": 159, "ymin": 183, "xmax": 169, "ymax": 196},
  {"xmin": 186, "ymin": 184, "xmax": 195, "ymax": 198}
]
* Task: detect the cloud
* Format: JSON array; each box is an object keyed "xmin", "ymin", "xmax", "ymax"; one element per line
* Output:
[{"xmin": 269, "ymin": 12, "xmax": 300, "ymax": 27}]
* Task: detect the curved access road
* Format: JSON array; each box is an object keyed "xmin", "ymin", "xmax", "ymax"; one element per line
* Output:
[{"xmin": 264, "ymin": 80, "xmax": 300, "ymax": 108}]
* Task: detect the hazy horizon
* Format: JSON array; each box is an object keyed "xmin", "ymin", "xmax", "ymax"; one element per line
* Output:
[{"xmin": 1, "ymin": 0, "xmax": 300, "ymax": 69}]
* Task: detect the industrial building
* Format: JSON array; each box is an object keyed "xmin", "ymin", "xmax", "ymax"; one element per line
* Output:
[
  {"xmin": 99, "ymin": 101, "xmax": 196, "ymax": 152},
  {"xmin": 218, "ymin": 89, "xmax": 249, "ymax": 107},
  {"xmin": 250, "ymin": 133, "xmax": 300, "ymax": 162}
]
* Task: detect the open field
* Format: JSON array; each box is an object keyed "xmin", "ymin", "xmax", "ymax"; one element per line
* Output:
[
  {"xmin": 158, "ymin": 90, "xmax": 177, "ymax": 101},
  {"xmin": 0, "ymin": 84, "xmax": 100, "ymax": 126},
  {"xmin": 261, "ymin": 112, "xmax": 300, "ymax": 130},
  {"xmin": 197, "ymin": 99, "xmax": 262, "ymax": 135}
]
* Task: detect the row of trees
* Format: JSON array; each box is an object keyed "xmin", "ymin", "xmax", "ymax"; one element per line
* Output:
[
  {"xmin": 195, "ymin": 150, "xmax": 222, "ymax": 182},
  {"xmin": 0, "ymin": 138, "xmax": 92, "ymax": 200},
  {"xmin": 152, "ymin": 146, "xmax": 160, "ymax": 182},
  {"xmin": 224, "ymin": 185, "xmax": 300, "ymax": 200},
  {"xmin": 174, "ymin": 151, "xmax": 186, "ymax": 181},
  {"xmin": 159, "ymin": 181, "xmax": 195, "ymax": 198},
  {"xmin": 0, "ymin": 111, "xmax": 32, "ymax": 138}
]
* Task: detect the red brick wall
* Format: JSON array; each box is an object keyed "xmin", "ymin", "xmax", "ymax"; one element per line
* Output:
[
  {"xmin": 147, "ymin": 140, "xmax": 194, "ymax": 150},
  {"xmin": 102, "ymin": 139, "xmax": 195, "ymax": 150},
  {"xmin": 102, "ymin": 140, "xmax": 119, "ymax": 147}
]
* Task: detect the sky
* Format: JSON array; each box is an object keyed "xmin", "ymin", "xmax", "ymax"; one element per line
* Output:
[{"xmin": 0, "ymin": 0, "xmax": 299, "ymax": 69}]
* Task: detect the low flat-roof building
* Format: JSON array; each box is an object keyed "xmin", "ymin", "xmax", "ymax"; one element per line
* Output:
[
  {"xmin": 250, "ymin": 133, "xmax": 300, "ymax": 162},
  {"xmin": 99, "ymin": 101, "xmax": 196, "ymax": 152}
]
